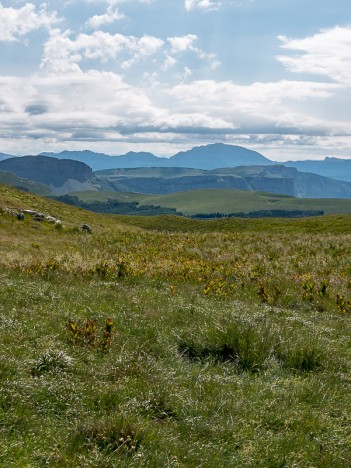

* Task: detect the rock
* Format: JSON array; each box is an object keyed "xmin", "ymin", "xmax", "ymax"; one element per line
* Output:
[
  {"xmin": 81, "ymin": 223, "xmax": 92, "ymax": 233},
  {"xmin": 23, "ymin": 209, "xmax": 37, "ymax": 215},
  {"xmin": 46, "ymin": 215, "xmax": 57, "ymax": 223},
  {"xmin": 33, "ymin": 212, "xmax": 45, "ymax": 222}
]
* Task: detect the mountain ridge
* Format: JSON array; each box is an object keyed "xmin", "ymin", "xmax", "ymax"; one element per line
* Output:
[
  {"xmin": 94, "ymin": 165, "xmax": 351, "ymax": 199},
  {"xmin": 0, "ymin": 143, "xmax": 350, "ymax": 181}
]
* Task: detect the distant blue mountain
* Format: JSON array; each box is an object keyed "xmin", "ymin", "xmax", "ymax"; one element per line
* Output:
[
  {"xmin": 0, "ymin": 152, "xmax": 14, "ymax": 161},
  {"xmin": 170, "ymin": 143, "xmax": 271, "ymax": 169},
  {"xmin": 39, "ymin": 150, "xmax": 154, "ymax": 171},
  {"xmin": 285, "ymin": 157, "xmax": 351, "ymax": 183}
]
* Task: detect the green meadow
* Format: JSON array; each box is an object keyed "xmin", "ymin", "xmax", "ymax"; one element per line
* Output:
[
  {"xmin": 1, "ymin": 183, "xmax": 351, "ymax": 466},
  {"xmin": 73, "ymin": 188, "xmax": 351, "ymax": 216}
]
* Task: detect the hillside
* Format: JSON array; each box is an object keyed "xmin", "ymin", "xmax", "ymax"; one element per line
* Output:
[
  {"xmin": 1, "ymin": 183, "xmax": 351, "ymax": 465},
  {"xmin": 0, "ymin": 171, "xmax": 51, "ymax": 195}
]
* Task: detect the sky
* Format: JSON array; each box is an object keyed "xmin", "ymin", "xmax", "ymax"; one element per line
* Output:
[{"xmin": 0, "ymin": 0, "xmax": 350, "ymax": 161}]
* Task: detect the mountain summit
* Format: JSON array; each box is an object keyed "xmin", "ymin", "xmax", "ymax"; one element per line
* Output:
[{"xmin": 170, "ymin": 143, "xmax": 271, "ymax": 169}]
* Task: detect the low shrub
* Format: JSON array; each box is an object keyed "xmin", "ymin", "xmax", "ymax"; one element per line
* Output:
[{"xmin": 66, "ymin": 318, "xmax": 114, "ymax": 352}]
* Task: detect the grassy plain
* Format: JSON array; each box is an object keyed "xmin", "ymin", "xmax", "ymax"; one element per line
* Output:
[
  {"xmin": 1, "ymin": 184, "xmax": 351, "ymax": 466},
  {"xmin": 74, "ymin": 188, "xmax": 351, "ymax": 216}
]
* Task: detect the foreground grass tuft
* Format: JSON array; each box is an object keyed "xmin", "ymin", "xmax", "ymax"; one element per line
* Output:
[
  {"xmin": 178, "ymin": 316, "xmax": 324, "ymax": 373},
  {"xmin": 30, "ymin": 349, "xmax": 72, "ymax": 376}
]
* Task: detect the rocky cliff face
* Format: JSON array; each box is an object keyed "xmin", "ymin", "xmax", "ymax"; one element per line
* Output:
[{"xmin": 0, "ymin": 156, "xmax": 93, "ymax": 187}]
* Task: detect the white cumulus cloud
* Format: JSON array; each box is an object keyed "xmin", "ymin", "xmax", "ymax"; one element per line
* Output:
[
  {"xmin": 0, "ymin": 2, "xmax": 60, "ymax": 42},
  {"xmin": 277, "ymin": 26, "xmax": 351, "ymax": 85},
  {"xmin": 41, "ymin": 30, "xmax": 164, "ymax": 73},
  {"xmin": 167, "ymin": 34, "xmax": 212, "ymax": 61},
  {"xmin": 85, "ymin": 6, "xmax": 125, "ymax": 29},
  {"xmin": 168, "ymin": 34, "xmax": 198, "ymax": 53},
  {"xmin": 185, "ymin": 0, "xmax": 221, "ymax": 12}
]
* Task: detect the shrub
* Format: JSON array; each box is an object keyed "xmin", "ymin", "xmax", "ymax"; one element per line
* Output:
[{"xmin": 66, "ymin": 318, "xmax": 114, "ymax": 352}]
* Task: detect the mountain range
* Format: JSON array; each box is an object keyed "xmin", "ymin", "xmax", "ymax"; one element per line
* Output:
[
  {"xmin": 0, "ymin": 144, "xmax": 351, "ymax": 201},
  {"xmin": 0, "ymin": 143, "xmax": 348, "ymax": 181},
  {"xmin": 39, "ymin": 144, "xmax": 272, "ymax": 171}
]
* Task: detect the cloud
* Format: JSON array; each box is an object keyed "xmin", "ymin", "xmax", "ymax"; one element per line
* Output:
[
  {"xmin": 162, "ymin": 55, "xmax": 177, "ymax": 71},
  {"xmin": 185, "ymin": 0, "xmax": 221, "ymax": 12},
  {"xmin": 40, "ymin": 29, "xmax": 217, "ymax": 75},
  {"xmin": 167, "ymin": 34, "xmax": 214, "ymax": 63},
  {"xmin": 0, "ymin": 68, "xmax": 347, "ymax": 153},
  {"xmin": 1, "ymin": 9, "xmax": 350, "ymax": 160},
  {"xmin": 0, "ymin": 3, "xmax": 60, "ymax": 42},
  {"xmin": 167, "ymin": 34, "xmax": 198, "ymax": 54},
  {"xmin": 85, "ymin": 0, "xmax": 153, "ymax": 5},
  {"xmin": 277, "ymin": 26, "xmax": 351, "ymax": 85},
  {"xmin": 41, "ymin": 30, "xmax": 164, "ymax": 73},
  {"xmin": 25, "ymin": 103, "xmax": 49, "ymax": 116},
  {"xmin": 85, "ymin": 6, "xmax": 125, "ymax": 29}
]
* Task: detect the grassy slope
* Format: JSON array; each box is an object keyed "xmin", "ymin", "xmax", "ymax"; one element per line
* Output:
[
  {"xmin": 0, "ymin": 171, "xmax": 51, "ymax": 196},
  {"xmin": 74, "ymin": 188, "xmax": 351, "ymax": 216},
  {"xmin": 1, "ymin": 183, "xmax": 351, "ymax": 466}
]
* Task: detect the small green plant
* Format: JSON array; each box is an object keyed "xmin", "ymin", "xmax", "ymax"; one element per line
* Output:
[
  {"xmin": 66, "ymin": 318, "xmax": 114, "ymax": 351},
  {"xmin": 302, "ymin": 279, "xmax": 315, "ymax": 302},
  {"xmin": 30, "ymin": 350, "xmax": 72, "ymax": 376}
]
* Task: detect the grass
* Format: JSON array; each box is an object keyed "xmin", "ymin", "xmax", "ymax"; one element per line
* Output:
[{"xmin": 1, "ymin": 183, "xmax": 351, "ymax": 466}]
